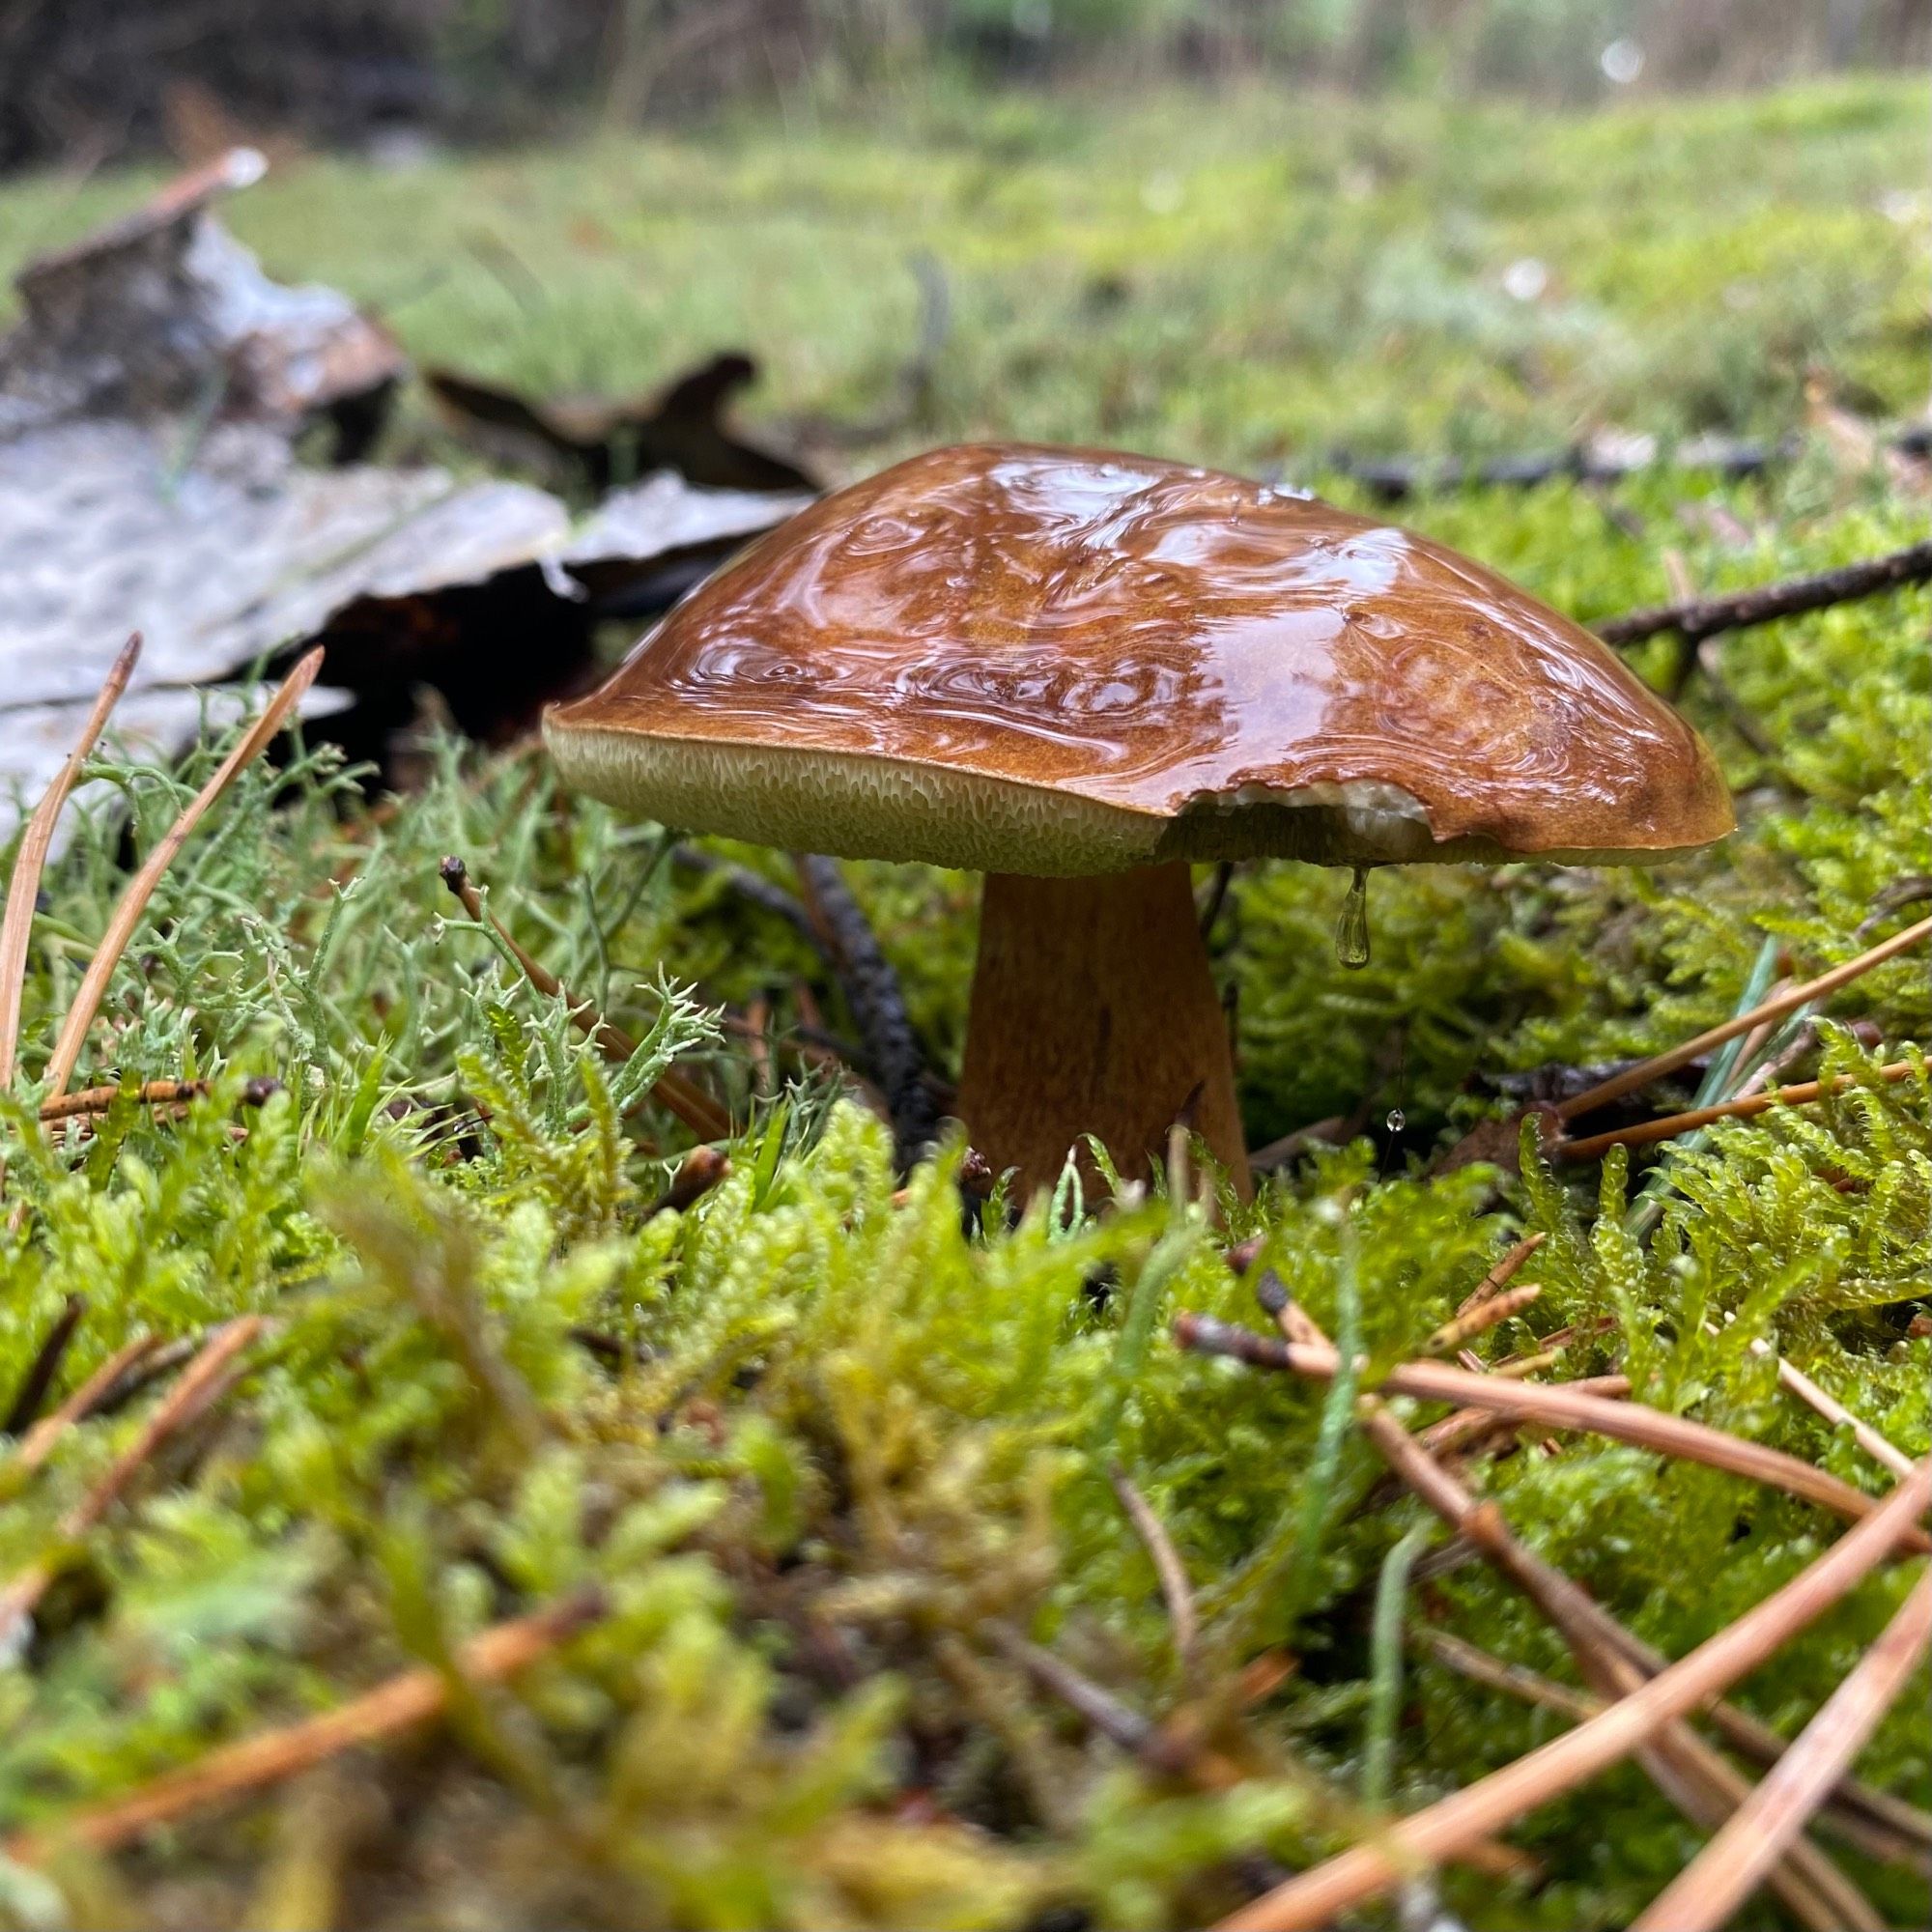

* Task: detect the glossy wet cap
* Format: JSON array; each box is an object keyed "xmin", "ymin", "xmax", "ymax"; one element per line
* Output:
[{"xmin": 545, "ymin": 442, "xmax": 1733, "ymax": 874}]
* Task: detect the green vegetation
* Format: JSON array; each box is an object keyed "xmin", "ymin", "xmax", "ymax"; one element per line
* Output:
[{"xmin": 1, "ymin": 75, "xmax": 1928, "ymax": 1930}]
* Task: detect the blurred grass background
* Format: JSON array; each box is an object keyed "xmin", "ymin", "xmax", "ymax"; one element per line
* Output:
[{"xmin": 2, "ymin": 74, "xmax": 1925, "ymax": 472}]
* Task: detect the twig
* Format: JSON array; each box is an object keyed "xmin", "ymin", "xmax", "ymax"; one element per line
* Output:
[
  {"xmin": 43, "ymin": 652, "xmax": 321, "ymax": 1101},
  {"xmin": 1328, "ymin": 431, "xmax": 1800, "ymax": 502},
  {"xmin": 9, "ymin": 1333, "xmax": 163, "ymax": 1477},
  {"xmin": 1633, "ymin": 1564, "xmax": 1932, "ymax": 1932},
  {"xmin": 1173, "ymin": 1314, "xmax": 1930, "ymax": 1553},
  {"xmin": 1424, "ymin": 1286, "xmax": 1542, "ymax": 1357},
  {"xmin": 3, "ymin": 1295, "xmax": 87, "ymax": 1435},
  {"xmin": 0, "ymin": 1319, "xmax": 263, "ymax": 1637},
  {"xmin": 791, "ymin": 854, "xmax": 937, "ymax": 1167},
  {"xmin": 1455, "ymin": 1234, "xmax": 1546, "ymax": 1318},
  {"xmin": 1213, "ymin": 1456, "xmax": 1932, "ymax": 1932},
  {"xmin": 1595, "ymin": 537, "xmax": 1932, "ymax": 648},
  {"xmin": 438, "ymin": 857, "xmax": 728, "ymax": 1142},
  {"xmin": 7, "ymin": 1589, "xmax": 606, "ymax": 1861},
  {"xmin": 37, "ymin": 1078, "xmax": 211, "ymax": 1122},
  {"xmin": 0, "ymin": 635, "xmax": 143, "ymax": 1090},
  {"xmin": 668, "ymin": 846, "xmax": 832, "ymax": 959},
  {"xmin": 1554, "ymin": 917, "xmax": 1931, "ymax": 1123},
  {"xmin": 1109, "ymin": 1463, "xmax": 1200, "ymax": 1676},
  {"xmin": 1557, "ymin": 1060, "xmax": 1917, "ymax": 1160}
]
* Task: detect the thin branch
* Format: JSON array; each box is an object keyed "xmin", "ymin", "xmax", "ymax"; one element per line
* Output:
[
  {"xmin": 1173, "ymin": 1315, "xmax": 1930, "ymax": 1553},
  {"xmin": 1557, "ymin": 1060, "xmax": 1917, "ymax": 1160},
  {"xmin": 1595, "ymin": 537, "xmax": 1932, "ymax": 648},
  {"xmin": 791, "ymin": 853, "xmax": 937, "ymax": 1167},
  {"xmin": 7, "ymin": 1590, "xmax": 606, "ymax": 1861},
  {"xmin": 38, "ymin": 1078, "xmax": 211, "ymax": 1122},
  {"xmin": 1455, "ymin": 1233, "xmax": 1546, "ymax": 1318},
  {"xmin": 1554, "ymin": 918, "xmax": 1930, "ymax": 1123},
  {"xmin": 0, "ymin": 635, "xmax": 142, "ymax": 1089},
  {"xmin": 1633, "ymin": 1564, "xmax": 1932, "ymax": 1932},
  {"xmin": 1109, "ymin": 1463, "xmax": 1200, "ymax": 1676},
  {"xmin": 439, "ymin": 856, "xmax": 729, "ymax": 1142},
  {"xmin": 43, "ymin": 652, "xmax": 322, "ymax": 1100},
  {"xmin": 1213, "ymin": 1457, "xmax": 1932, "ymax": 1932}
]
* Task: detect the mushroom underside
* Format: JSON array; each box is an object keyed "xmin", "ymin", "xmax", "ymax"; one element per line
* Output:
[{"xmin": 542, "ymin": 722, "xmax": 1690, "ymax": 875}]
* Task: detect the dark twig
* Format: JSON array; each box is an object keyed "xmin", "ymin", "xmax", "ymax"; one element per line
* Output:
[
  {"xmin": 791, "ymin": 854, "xmax": 938, "ymax": 1166},
  {"xmin": 3, "ymin": 1295, "xmax": 87, "ymax": 1436},
  {"xmin": 669, "ymin": 846, "xmax": 832, "ymax": 961},
  {"xmin": 1327, "ymin": 432, "xmax": 1802, "ymax": 502},
  {"xmin": 1595, "ymin": 538, "xmax": 1932, "ymax": 648}
]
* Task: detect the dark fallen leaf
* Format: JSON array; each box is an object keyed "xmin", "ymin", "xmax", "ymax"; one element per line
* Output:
[{"xmin": 426, "ymin": 350, "xmax": 818, "ymax": 496}]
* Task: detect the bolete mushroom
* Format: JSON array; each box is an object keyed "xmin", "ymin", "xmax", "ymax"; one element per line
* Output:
[{"xmin": 545, "ymin": 442, "xmax": 1731, "ymax": 1199}]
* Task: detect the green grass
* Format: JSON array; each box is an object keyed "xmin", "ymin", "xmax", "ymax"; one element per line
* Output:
[{"xmin": 0, "ymin": 75, "xmax": 1928, "ymax": 1932}]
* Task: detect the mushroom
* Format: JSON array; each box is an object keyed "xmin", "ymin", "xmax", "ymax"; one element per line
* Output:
[{"xmin": 545, "ymin": 442, "xmax": 1731, "ymax": 1199}]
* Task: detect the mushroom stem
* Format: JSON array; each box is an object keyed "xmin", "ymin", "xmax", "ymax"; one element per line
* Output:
[{"xmin": 958, "ymin": 865, "xmax": 1251, "ymax": 1202}]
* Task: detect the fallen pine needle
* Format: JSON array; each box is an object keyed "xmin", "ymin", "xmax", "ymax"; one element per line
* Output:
[
  {"xmin": 1557, "ymin": 1060, "xmax": 1918, "ymax": 1161},
  {"xmin": 1425, "ymin": 1284, "xmax": 1541, "ymax": 1356},
  {"xmin": 0, "ymin": 1319, "xmax": 263, "ymax": 1637},
  {"xmin": 1109, "ymin": 1462, "xmax": 1200, "ymax": 1675},
  {"xmin": 7, "ymin": 1589, "xmax": 606, "ymax": 1861},
  {"xmin": 1261, "ymin": 1287, "xmax": 1885, "ymax": 1928},
  {"xmin": 1174, "ymin": 1314, "xmax": 1927, "ymax": 1553},
  {"xmin": 43, "ymin": 651, "xmax": 323, "ymax": 1101},
  {"xmin": 8, "ymin": 1333, "xmax": 164, "ymax": 1480},
  {"xmin": 37, "ymin": 1078, "xmax": 212, "ymax": 1122},
  {"xmin": 1454, "ymin": 1233, "xmax": 1546, "ymax": 1318},
  {"xmin": 1762, "ymin": 1347, "xmax": 1916, "ymax": 1481},
  {"xmin": 0, "ymin": 635, "xmax": 143, "ymax": 1092},
  {"xmin": 1213, "ymin": 1455, "xmax": 1932, "ymax": 1931},
  {"xmin": 1632, "ymin": 1563, "xmax": 1932, "ymax": 1932},
  {"xmin": 1554, "ymin": 918, "xmax": 1930, "ymax": 1124}
]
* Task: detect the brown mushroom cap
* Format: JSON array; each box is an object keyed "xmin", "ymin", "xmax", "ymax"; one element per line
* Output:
[{"xmin": 545, "ymin": 442, "xmax": 1732, "ymax": 872}]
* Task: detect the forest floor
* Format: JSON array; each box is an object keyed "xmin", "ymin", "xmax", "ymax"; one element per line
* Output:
[{"xmin": 0, "ymin": 74, "xmax": 1927, "ymax": 1932}]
